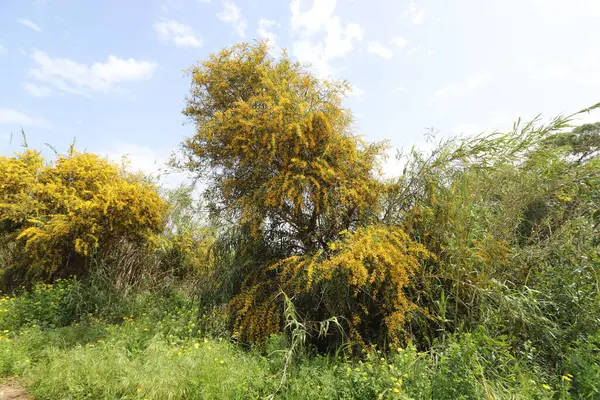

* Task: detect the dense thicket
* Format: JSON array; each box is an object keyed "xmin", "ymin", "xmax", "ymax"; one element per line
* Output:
[{"xmin": 179, "ymin": 41, "xmax": 600, "ymax": 359}]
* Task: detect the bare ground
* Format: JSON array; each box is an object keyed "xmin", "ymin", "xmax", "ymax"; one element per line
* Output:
[{"xmin": 0, "ymin": 383, "xmax": 30, "ymax": 400}]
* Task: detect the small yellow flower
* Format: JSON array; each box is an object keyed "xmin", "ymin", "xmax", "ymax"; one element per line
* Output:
[
  {"xmin": 220, "ymin": 360, "xmax": 224, "ymax": 364},
  {"xmin": 397, "ymin": 347, "xmax": 403, "ymax": 352},
  {"xmin": 143, "ymin": 328, "xmax": 148, "ymax": 331},
  {"xmin": 203, "ymin": 338, "xmax": 208, "ymax": 344},
  {"xmin": 393, "ymin": 388, "xmax": 400, "ymax": 393},
  {"xmin": 542, "ymin": 384, "xmax": 552, "ymax": 390},
  {"xmin": 97, "ymin": 339, "xmax": 103, "ymax": 343},
  {"xmin": 137, "ymin": 387, "xmax": 143, "ymax": 392},
  {"xmin": 194, "ymin": 343, "xmax": 200, "ymax": 349},
  {"xmin": 562, "ymin": 375, "xmax": 572, "ymax": 381}
]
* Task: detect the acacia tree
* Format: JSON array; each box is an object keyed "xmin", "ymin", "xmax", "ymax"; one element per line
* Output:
[
  {"xmin": 180, "ymin": 42, "xmax": 429, "ymax": 347},
  {"xmin": 181, "ymin": 42, "xmax": 384, "ymax": 252}
]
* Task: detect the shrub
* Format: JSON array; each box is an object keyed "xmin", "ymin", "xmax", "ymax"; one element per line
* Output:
[
  {"xmin": 0, "ymin": 149, "xmax": 167, "ymax": 289},
  {"xmin": 228, "ymin": 226, "xmax": 430, "ymax": 349},
  {"xmin": 0, "ymin": 280, "xmax": 84, "ymax": 331}
]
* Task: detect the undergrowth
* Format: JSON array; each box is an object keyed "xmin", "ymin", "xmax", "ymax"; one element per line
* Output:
[{"xmin": 2, "ymin": 280, "xmax": 597, "ymax": 399}]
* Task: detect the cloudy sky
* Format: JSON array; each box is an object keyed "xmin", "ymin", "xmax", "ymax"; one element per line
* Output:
[{"xmin": 1, "ymin": 0, "xmax": 599, "ymax": 180}]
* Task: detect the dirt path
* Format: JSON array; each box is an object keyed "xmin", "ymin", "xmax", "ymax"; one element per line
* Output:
[{"xmin": 0, "ymin": 384, "xmax": 30, "ymax": 400}]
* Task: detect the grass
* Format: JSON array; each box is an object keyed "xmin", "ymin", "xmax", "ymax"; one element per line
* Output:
[{"xmin": 1, "ymin": 281, "xmax": 577, "ymax": 399}]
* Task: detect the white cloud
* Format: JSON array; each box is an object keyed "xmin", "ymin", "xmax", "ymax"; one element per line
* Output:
[
  {"xmin": 0, "ymin": 108, "xmax": 49, "ymax": 128},
  {"xmin": 18, "ymin": 18, "xmax": 42, "ymax": 32},
  {"xmin": 391, "ymin": 87, "xmax": 405, "ymax": 94},
  {"xmin": 529, "ymin": 54, "xmax": 600, "ymax": 86},
  {"xmin": 0, "ymin": 44, "xmax": 6, "ymax": 56},
  {"xmin": 432, "ymin": 72, "xmax": 493, "ymax": 102},
  {"xmin": 104, "ymin": 142, "xmax": 187, "ymax": 188},
  {"xmin": 24, "ymin": 82, "xmax": 52, "ymax": 98},
  {"xmin": 257, "ymin": 18, "xmax": 280, "ymax": 48},
  {"xmin": 217, "ymin": 0, "xmax": 247, "ymax": 37},
  {"xmin": 368, "ymin": 41, "xmax": 393, "ymax": 59},
  {"xmin": 348, "ymin": 84, "xmax": 365, "ymax": 100},
  {"xmin": 529, "ymin": 0, "xmax": 600, "ymax": 26},
  {"xmin": 407, "ymin": 0, "xmax": 426, "ymax": 24},
  {"xmin": 290, "ymin": 0, "xmax": 364, "ymax": 77},
  {"xmin": 407, "ymin": 46, "xmax": 420, "ymax": 56},
  {"xmin": 28, "ymin": 50, "xmax": 157, "ymax": 96},
  {"xmin": 160, "ymin": 0, "xmax": 183, "ymax": 13},
  {"xmin": 452, "ymin": 123, "xmax": 484, "ymax": 136},
  {"xmin": 390, "ymin": 36, "xmax": 408, "ymax": 48},
  {"xmin": 154, "ymin": 20, "xmax": 203, "ymax": 48},
  {"xmin": 573, "ymin": 108, "xmax": 600, "ymax": 126}
]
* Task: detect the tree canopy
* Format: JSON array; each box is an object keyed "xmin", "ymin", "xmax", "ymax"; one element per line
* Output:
[
  {"xmin": 179, "ymin": 41, "xmax": 430, "ymax": 347},
  {"xmin": 180, "ymin": 41, "xmax": 386, "ymax": 253}
]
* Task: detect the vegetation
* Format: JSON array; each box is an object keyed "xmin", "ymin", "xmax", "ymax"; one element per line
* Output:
[
  {"xmin": 0, "ymin": 148, "xmax": 166, "ymax": 290},
  {"xmin": 1, "ymin": 42, "xmax": 599, "ymax": 398}
]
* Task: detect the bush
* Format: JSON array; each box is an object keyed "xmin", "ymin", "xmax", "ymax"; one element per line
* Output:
[
  {"xmin": 0, "ymin": 280, "xmax": 84, "ymax": 331},
  {"xmin": 228, "ymin": 226, "xmax": 430, "ymax": 349},
  {"xmin": 0, "ymin": 149, "xmax": 167, "ymax": 290}
]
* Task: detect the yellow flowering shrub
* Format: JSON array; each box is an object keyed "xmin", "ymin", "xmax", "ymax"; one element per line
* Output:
[
  {"xmin": 180, "ymin": 41, "xmax": 385, "ymax": 247},
  {"xmin": 228, "ymin": 226, "xmax": 430, "ymax": 348},
  {"xmin": 0, "ymin": 149, "xmax": 167, "ymax": 286},
  {"xmin": 180, "ymin": 42, "xmax": 426, "ymax": 349}
]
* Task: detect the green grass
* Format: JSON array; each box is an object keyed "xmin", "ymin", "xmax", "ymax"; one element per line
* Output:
[{"xmin": 2, "ymin": 281, "xmax": 584, "ymax": 399}]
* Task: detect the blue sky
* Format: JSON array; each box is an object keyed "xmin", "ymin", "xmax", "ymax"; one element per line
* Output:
[{"xmin": 1, "ymin": 0, "xmax": 600, "ymax": 182}]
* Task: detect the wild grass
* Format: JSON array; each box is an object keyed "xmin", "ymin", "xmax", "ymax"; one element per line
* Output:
[{"xmin": 2, "ymin": 279, "xmax": 592, "ymax": 399}]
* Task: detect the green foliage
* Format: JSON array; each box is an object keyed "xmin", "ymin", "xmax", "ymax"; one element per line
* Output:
[
  {"xmin": 157, "ymin": 184, "xmax": 216, "ymax": 278},
  {"xmin": 431, "ymin": 334, "xmax": 485, "ymax": 400},
  {"xmin": 564, "ymin": 332, "xmax": 600, "ymax": 398},
  {"xmin": 0, "ymin": 282, "xmax": 568, "ymax": 399},
  {"xmin": 380, "ymin": 116, "xmax": 600, "ymax": 354},
  {"xmin": 0, "ymin": 280, "xmax": 83, "ymax": 331}
]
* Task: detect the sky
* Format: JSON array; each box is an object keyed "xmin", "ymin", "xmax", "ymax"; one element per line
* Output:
[{"xmin": 1, "ymin": 0, "xmax": 600, "ymax": 183}]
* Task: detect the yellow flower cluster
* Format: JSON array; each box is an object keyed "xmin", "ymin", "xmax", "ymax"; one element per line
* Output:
[
  {"xmin": 182, "ymin": 42, "xmax": 385, "ymax": 239},
  {"xmin": 229, "ymin": 226, "xmax": 430, "ymax": 346},
  {"xmin": 0, "ymin": 149, "xmax": 167, "ymax": 282}
]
